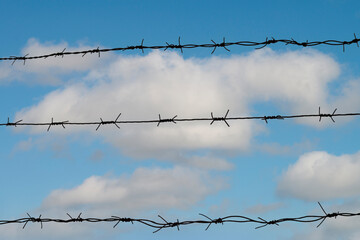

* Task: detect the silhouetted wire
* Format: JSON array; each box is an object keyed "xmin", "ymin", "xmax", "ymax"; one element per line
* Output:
[
  {"xmin": 0, "ymin": 203, "xmax": 358, "ymax": 232},
  {"xmin": 2, "ymin": 34, "xmax": 360, "ymax": 64},
  {"xmin": 1, "ymin": 107, "xmax": 359, "ymax": 131}
]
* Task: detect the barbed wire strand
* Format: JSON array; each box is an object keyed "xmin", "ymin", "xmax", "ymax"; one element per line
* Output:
[
  {"xmin": 1, "ymin": 203, "xmax": 358, "ymax": 232},
  {"xmin": 2, "ymin": 34, "xmax": 360, "ymax": 64},
  {"xmin": 1, "ymin": 107, "xmax": 360, "ymax": 131}
]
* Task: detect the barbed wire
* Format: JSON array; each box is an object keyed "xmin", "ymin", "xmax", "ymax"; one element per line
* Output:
[
  {"xmin": 1, "ymin": 34, "xmax": 360, "ymax": 64},
  {"xmin": 0, "ymin": 203, "xmax": 358, "ymax": 232},
  {"xmin": 1, "ymin": 107, "xmax": 359, "ymax": 131}
]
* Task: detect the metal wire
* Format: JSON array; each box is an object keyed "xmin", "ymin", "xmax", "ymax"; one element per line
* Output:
[
  {"xmin": 2, "ymin": 34, "xmax": 360, "ymax": 64},
  {"xmin": 2, "ymin": 107, "xmax": 359, "ymax": 131},
  {"xmin": 0, "ymin": 203, "xmax": 357, "ymax": 232}
]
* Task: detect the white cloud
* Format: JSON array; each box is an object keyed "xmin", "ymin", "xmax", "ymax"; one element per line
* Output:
[
  {"xmin": 0, "ymin": 166, "xmax": 225, "ymax": 240},
  {"xmin": 12, "ymin": 45, "xmax": 360, "ymax": 166},
  {"xmin": 0, "ymin": 38, "xmax": 114, "ymax": 84},
  {"xmin": 333, "ymin": 79, "xmax": 360, "ymax": 114},
  {"xmin": 277, "ymin": 151, "xmax": 360, "ymax": 201},
  {"xmin": 41, "ymin": 166, "xmax": 226, "ymax": 214}
]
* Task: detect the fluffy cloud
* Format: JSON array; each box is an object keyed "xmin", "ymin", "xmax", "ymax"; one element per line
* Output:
[
  {"xmin": 1, "ymin": 166, "xmax": 226, "ymax": 240},
  {"xmin": 11, "ymin": 43, "xmax": 360, "ymax": 166},
  {"xmin": 13, "ymin": 46, "xmax": 356, "ymax": 157},
  {"xmin": 277, "ymin": 151, "xmax": 360, "ymax": 200},
  {"xmin": 41, "ymin": 166, "xmax": 226, "ymax": 214}
]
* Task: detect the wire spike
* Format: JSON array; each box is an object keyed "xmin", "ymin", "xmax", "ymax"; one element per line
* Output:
[
  {"xmin": 178, "ymin": 37, "xmax": 183, "ymax": 53},
  {"xmin": 354, "ymin": 33, "xmax": 359, "ymax": 47},
  {"xmin": 211, "ymin": 40, "xmax": 217, "ymax": 54}
]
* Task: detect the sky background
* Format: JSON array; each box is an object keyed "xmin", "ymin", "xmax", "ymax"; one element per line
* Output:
[{"xmin": 1, "ymin": 0, "xmax": 360, "ymax": 239}]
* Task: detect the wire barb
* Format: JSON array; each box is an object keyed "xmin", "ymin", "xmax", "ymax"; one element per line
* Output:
[
  {"xmin": 164, "ymin": 37, "xmax": 183, "ymax": 53},
  {"xmin": 211, "ymin": 37, "xmax": 230, "ymax": 54},
  {"xmin": 262, "ymin": 115, "xmax": 284, "ymax": 124},
  {"xmin": 157, "ymin": 114, "xmax": 177, "ymax": 127},
  {"xmin": 111, "ymin": 216, "xmax": 134, "ymax": 228},
  {"xmin": 153, "ymin": 215, "xmax": 170, "ymax": 233},
  {"xmin": 47, "ymin": 118, "xmax": 69, "ymax": 131},
  {"xmin": 199, "ymin": 213, "xmax": 224, "ymax": 231},
  {"xmin": 316, "ymin": 202, "xmax": 340, "ymax": 228},
  {"xmin": 255, "ymin": 217, "xmax": 279, "ymax": 229},
  {"xmin": 6, "ymin": 117, "xmax": 22, "ymax": 127},
  {"xmin": 55, "ymin": 48, "xmax": 66, "ymax": 58},
  {"xmin": 210, "ymin": 109, "xmax": 230, "ymax": 127},
  {"xmin": 94, "ymin": 47, "xmax": 101, "ymax": 57},
  {"xmin": 67, "ymin": 213, "xmax": 83, "ymax": 222},
  {"xmin": 23, "ymin": 213, "xmax": 43, "ymax": 229},
  {"xmin": 11, "ymin": 54, "xmax": 29, "ymax": 65},
  {"xmin": 140, "ymin": 39, "xmax": 145, "ymax": 54},
  {"xmin": 256, "ymin": 37, "xmax": 277, "ymax": 50},
  {"xmin": 354, "ymin": 33, "xmax": 359, "ymax": 48},
  {"xmin": 318, "ymin": 107, "xmax": 337, "ymax": 122},
  {"xmin": 96, "ymin": 113, "xmax": 121, "ymax": 130}
]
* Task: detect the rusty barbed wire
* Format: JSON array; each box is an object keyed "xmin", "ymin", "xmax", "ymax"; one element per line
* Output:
[
  {"xmin": 1, "ymin": 107, "xmax": 359, "ymax": 131},
  {"xmin": 2, "ymin": 34, "xmax": 360, "ymax": 64},
  {"xmin": 0, "ymin": 203, "xmax": 358, "ymax": 232}
]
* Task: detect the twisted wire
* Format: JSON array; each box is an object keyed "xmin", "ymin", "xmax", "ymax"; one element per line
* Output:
[
  {"xmin": 1, "ymin": 107, "xmax": 359, "ymax": 131},
  {"xmin": 1, "ymin": 203, "xmax": 358, "ymax": 232},
  {"xmin": 2, "ymin": 34, "xmax": 360, "ymax": 64}
]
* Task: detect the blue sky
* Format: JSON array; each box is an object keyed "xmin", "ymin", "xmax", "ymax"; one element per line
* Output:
[{"xmin": 1, "ymin": 0, "xmax": 360, "ymax": 239}]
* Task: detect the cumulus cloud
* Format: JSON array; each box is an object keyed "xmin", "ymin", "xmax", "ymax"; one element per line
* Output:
[
  {"xmin": 41, "ymin": 166, "xmax": 226, "ymax": 214},
  {"xmin": 2, "ymin": 166, "xmax": 225, "ymax": 239},
  {"xmin": 277, "ymin": 151, "xmax": 360, "ymax": 201},
  {"xmin": 12, "ymin": 45, "xmax": 360, "ymax": 166}
]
